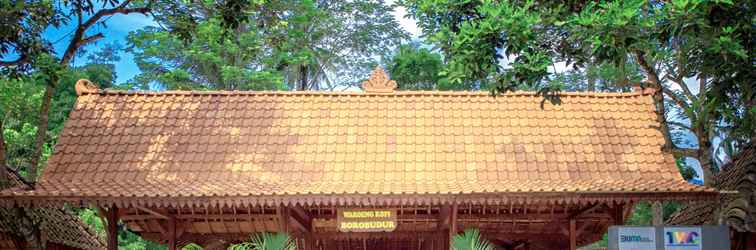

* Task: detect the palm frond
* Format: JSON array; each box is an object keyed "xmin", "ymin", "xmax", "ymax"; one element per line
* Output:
[
  {"xmin": 229, "ymin": 232, "xmax": 297, "ymax": 250},
  {"xmin": 451, "ymin": 229, "xmax": 495, "ymax": 250}
]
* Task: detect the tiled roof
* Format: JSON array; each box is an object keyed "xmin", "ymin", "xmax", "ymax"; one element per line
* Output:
[
  {"xmin": 0, "ymin": 167, "xmax": 105, "ymax": 249},
  {"xmin": 667, "ymin": 145, "xmax": 755, "ymax": 231},
  {"xmin": 1, "ymin": 75, "xmax": 714, "ymax": 207}
]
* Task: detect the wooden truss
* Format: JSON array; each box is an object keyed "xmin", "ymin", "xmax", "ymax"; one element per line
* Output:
[{"xmin": 101, "ymin": 201, "xmax": 631, "ymax": 250}]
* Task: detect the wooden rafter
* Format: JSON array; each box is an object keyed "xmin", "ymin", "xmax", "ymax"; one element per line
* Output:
[
  {"xmin": 136, "ymin": 206, "xmax": 171, "ymax": 220},
  {"xmin": 567, "ymin": 203, "xmax": 603, "ymax": 219},
  {"xmin": 289, "ymin": 206, "xmax": 312, "ymax": 233}
]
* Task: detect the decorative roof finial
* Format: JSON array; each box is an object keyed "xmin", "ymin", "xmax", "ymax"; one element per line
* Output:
[
  {"xmin": 633, "ymin": 80, "xmax": 657, "ymax": 95},
  {"xmin": 362, "ymin": 66, "xmax": 397, "ymax": 93},
  {"xmin": 75, "ymin": 79, "xmax": 99, "ymax": 96}
]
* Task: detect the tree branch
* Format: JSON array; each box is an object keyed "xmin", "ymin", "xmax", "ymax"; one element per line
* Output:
[
  {"xmin": 634, "ymin": 51, "xmax": 660, "ymax": 85},
  {"xmin": 667, "ymin": 121, "xmax": 693, "ymax": 131},
  {"xmin": 698, "ymin": 75, "xmax": 707, "ymax": 100},
  {"xmin": 60, "ymin": 0, "xmax": 151, "ymax": 64},
  {"xmin": 80, "ymin": 33, "xmax": 105, "ymax": 46},
  {"xmin": 671, "ymin": 147, "xmax": 698, "ymax": 158},
  {"xmin": 671, "ymin": 38, "xmax": 696, "ymax": 100},
  {"xmin": 662, "ymin": 87, "xmax": 691, "ymax": 110},
  {"xmin": 669, "ymin": 76, "xmax": 696, "ymax": 102},
  {"xmin": 634, "ymin": 50, "xmax": 682, "ymax": 154}
]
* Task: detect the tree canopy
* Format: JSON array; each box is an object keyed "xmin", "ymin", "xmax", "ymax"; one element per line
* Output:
[
  {"xmin": 385, "ymin": 43, "xmax": 446, "ymax": 90},
  {"xmin": 129, "ymin": 0, "xmax": 408, "ymax": 91},
  {"xmin": 400, "ymin": 0, "xmax": 754, "ymax": 184}
]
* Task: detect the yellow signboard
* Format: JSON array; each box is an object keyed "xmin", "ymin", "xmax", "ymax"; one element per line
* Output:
[{"xmin": 337, "ymin": 209, "xmax": 397, "ymax": 232}]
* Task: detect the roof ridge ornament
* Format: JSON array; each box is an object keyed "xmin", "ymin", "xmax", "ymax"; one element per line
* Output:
[
  {"xmin": 633, "ymin": 80, "xmax": 657, "ymax": 95},
  {"xmin": 75, "ymin": 79, "xmax": 99, "ymax": 96},
  {"xmin": 362, "ymin": 66, "xmax": 397, "ymax": 93}
]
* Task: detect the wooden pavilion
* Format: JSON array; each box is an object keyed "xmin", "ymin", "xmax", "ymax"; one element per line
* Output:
[{"xmin": 1, "ymin": 68, "xmax": 716, "ymax": 250}]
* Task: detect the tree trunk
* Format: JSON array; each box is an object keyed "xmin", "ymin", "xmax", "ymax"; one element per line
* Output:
[
  {"xmin": 586, "ymin": 64, "xmax": 596, "ymax": 92},
  {"xmin": 634, "ymin": 52, "xmax": 675, "ymax": 151},
  {"xmin": 0, "ymin": 118, "xmax": 8, "ymax": 188},
  {"xmin": 633, "ymin": 52, "xmax": 714, "ymax": 186},
  {"xmin": 698, "ymin": 134, "xmax": 715, "ymax": 186},
  {"xmin": 28, "ymin": 84, "xmax": 54, "ymax": 183},
  {"xmin": 299, "ymin": 65, "xmax": 308, "ymax": 91}
]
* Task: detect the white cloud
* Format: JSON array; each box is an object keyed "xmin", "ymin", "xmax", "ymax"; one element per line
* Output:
[{"xmin": 388, "ymin": 0, "xmax": 421, "ymax": 38}]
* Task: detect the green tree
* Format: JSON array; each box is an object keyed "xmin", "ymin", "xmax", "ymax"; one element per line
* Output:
[
  {"xmin": 2, "ymin": 1, "xmax": 151, "ymax": 246},
  {"xmin": 1, "ymin": 0, "xmax": 152, "ymax": 183},
  {"xmin": 132, "ymin": 0, "xmax": 408, "ymax": 91},
  {"xmin": 385, "ymin": 43, "xmax": 447, "ymax": 90},
  {"xmin": 400, "ymin": 0, "xmax": 754, "ymax": 186},
  {"xmin": 128, "ymin": 19, "xmax": 285, "ymax": 91},
  {"xmin": 274, "ymin": 0, "xmax": 408, "ymax": 90},
  {"xmin": 1, "ymin": 0, "xmax": 304, "ymax": 248}
]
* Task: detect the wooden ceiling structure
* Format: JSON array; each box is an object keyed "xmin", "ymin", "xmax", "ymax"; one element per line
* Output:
[
  {"xmin": 113, "ymin": 201, "xmax": 626, "ymax": 250},
  {"xmin": 0, "ymin": 68, "xmax": 717, "ymax": 250}
]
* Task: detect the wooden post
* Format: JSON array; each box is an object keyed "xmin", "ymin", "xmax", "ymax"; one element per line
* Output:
[
  {"xmin": 613, "ymin": 203, "xmax": 625, "ymax": 225},
  {"xmin": 277, "ymin": 205, "xmax": 290, "ymax": 233},
  {"xmin": 106, "ymin": 206, "xmax": 119, "ymax": 250},
  {"xmin": 438, "ymin": 206, "xmax": 450, "ymax": 250},
  {"xmin": 445, "ymin": 204, "xmax": 459, "ymax": 250},
  {"xmin": 306, "ymin": 234, "xmax": 315, "ymax": 250},
  {"xmin": 569, "ymin": 219, "xmax": 577, "ymax": 250},
  {"xmin": 167, "ymin": 216, "xmax": 177, "ymax": 250},
  {"xmin": 449, "ymin": 203, "xmax": 458, "ymax": 239},
  {"xmin": 440, "ymin": 231, "xmax": 448, "ymax": 250},
  {"xmin": 652, "ymin": 201, "xmax": 663, "ymax": 225}
]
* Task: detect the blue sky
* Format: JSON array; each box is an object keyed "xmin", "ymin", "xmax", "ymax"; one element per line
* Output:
[{"xmin": 44, "ymin": 13, "xmax": 157, "ymax": 83}]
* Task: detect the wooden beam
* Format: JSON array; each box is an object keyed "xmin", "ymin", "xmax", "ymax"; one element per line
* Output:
[
  {"xmin": 136, "ymin": 206, "xmax": 171, "ymax": 220},
  {"xmin": 569, "ymin": 219, "xmax": 576, "ymax": 250},
  {"xmin": 437, "ymin": 206, "xmax": 450, "ymax": 229},
  {"xmin": 458, "ymin": 213, "xmax": 609, "ymax": 221},
  {"xmin": 122, "ymin": 214, "xmax": 279, "ymax": 221},
  {"xmin": 305, "ymin": 233, "xmax": 315, "ymax": 250},
  {"xmin": 575, "ymin": 221, "xmax": 591, "ymax": 237},
  {"xmin": 175, "ymin": 220, "xmax": 187, "ymax": 239},
  {"xmin": 153, "ymin": 220, "xmax": 167, "ymax": 235},
  {"xmin": 481, "ymin": 231, "xmax": 585, "ymax": 241},
  {"xmin": 289, "ymin": 206, "xmax": 312, "ymax": 233},
  {"xmin": 612, "ymin": 203, "xmax": 625, "ymax": 225},
  {"xmin": 167, "ymin": 217, "xmax": 177, "ymax": 250},
  {"xmin": 124, "ymin": 211, "xmax": 609, "ymax": 223},
  {"xmin": 106, "ymin": 206, "xmax": 119, "ymax": 250},
  {"xmin": 449, "ymin": 203, "xmax": 458, "ymax": 240},
  {"xmin": 277, "ymin": 205, "xmax": 290, "ymax": 233},
  {"xmin": 312, "ymin": 231, "xmax": 439, "ymax": 240},
  {"xmin": 567, "ymin": 203, "xmax": 602, "ymax": 219}
]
